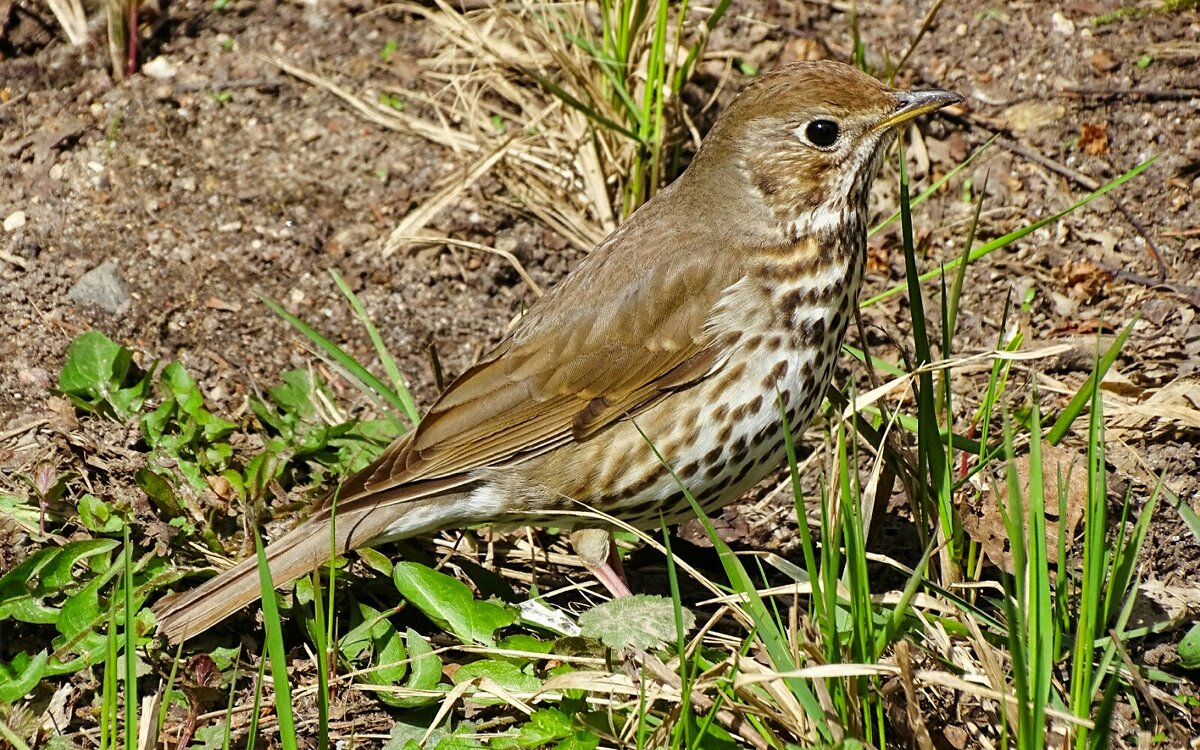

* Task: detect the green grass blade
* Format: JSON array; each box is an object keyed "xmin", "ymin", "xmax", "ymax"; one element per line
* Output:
[
  {"xmin": 260, "ymin": 294, "xmax": 411, "ymax": 422},
  {"xmin": 122, "ymin": 526, "xmax": 137, "ymax": 750},
  {"xmin": 634, "ymin": 422, "xmax": 832, "ymax": 741},
  {"xmin": 221, "ymin": 647, "xmax": 242, "ymax": 750},
  {"xmin": 863, "ymin": 156, "xmax": 1156, "ymax": 308},
  {"xmin": 246, "ymin": 647, "xmax": 268, "ymax": 749},
  {"xmin": 1044, "ymin": 319, "xmax": 1134, "ymax": 445},
  {"xmin": 329, "ymin": 269, "xmax": 420, "ymax": 426},
  {"xmin": 255, "ymin": 529, "xmax": 298, "ymax": 750},
  {"xmin": 869, "ymin": 135, "xmax": 996, "ymax": 237}
]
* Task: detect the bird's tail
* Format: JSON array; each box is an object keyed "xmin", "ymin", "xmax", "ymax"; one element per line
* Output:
[{"xmin": 153, "ymin": 485, "xmax": 471, "ymax": 644}]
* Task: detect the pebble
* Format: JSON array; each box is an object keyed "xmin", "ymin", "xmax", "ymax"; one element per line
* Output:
[
  {"xmin": 1051, "ymin": 12, "xmax": 1075, "ymax": 35},
  {"xmin": 67, "ymin": 260, "xmax": 132, "ymax": 314},
  {"xmin": 3, "ymin": 210, "xmax": 26, "ymax": 232},
  {"xmin": 142, "ymin": 56, "xmax": 178, "ymax": 80}
]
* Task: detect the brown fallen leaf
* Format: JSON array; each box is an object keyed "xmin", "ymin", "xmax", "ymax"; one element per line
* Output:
[
  {"xmin": 1079, "ymin": 122, "xmax": 1109, "ymax": 155},
  {"xmin": 961, "ymin": 443, "xmax": 1089, "ymax": 571},
  {"xmin": 1053, "ymin": 258, "xmax": 1113, "ymax": 301},
  {"xmin": 1109, "ymin": 375, "xmax": 1200, "ymax": 438}
]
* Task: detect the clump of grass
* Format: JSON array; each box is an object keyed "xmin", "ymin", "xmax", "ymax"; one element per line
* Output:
[{"xmin": 272, "ymin": 0, "xmax": 731, "ymax": 256}]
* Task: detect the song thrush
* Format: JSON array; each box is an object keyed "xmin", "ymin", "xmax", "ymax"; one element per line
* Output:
[{"xmin": 154, "ymin": 61, "xmax": 960, "ymax": 643}]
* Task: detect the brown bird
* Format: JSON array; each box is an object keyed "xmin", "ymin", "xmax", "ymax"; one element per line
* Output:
[{"xmin": 154, "ymin": 61, "xmax": 960, "ymax": 643}]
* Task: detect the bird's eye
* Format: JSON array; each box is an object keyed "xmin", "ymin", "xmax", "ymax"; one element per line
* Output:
[{"xmin": 804, "ymin": 119, "xmax": 840, "ymax": 148}]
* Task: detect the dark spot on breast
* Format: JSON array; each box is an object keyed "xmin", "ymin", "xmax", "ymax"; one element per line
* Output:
[
  {"xmin": 711, "ymin": 403, "xmax": 729, "ymax": 422},
  {"xmin": 662, "ymin": 490, "xmax": 686, "ymax": 512},
  {"xmin": 703, "ymin": 446, "xmax": 724, "ymax": 465},
  {"xmin": 746, "ymin": 394, "xmax": 763, "ymax": 415},
  {"xmin": 731, "ymin": 436, "xmax": 748, "ymax": 456},
  {"xmin": 678, "ymin": 460, "xmax": 700, "ymax": 480},
  {"xmin": 733, "ymin": 460, "xmax": 756, "ymax": 484},
  {"xmin": 764, "ymin": 360, "xmax": 789, "ymax": 387},
  {"xmin": 829, "ymin": 308, "xmax": 844, "ymax": 334},
  {"xmin": 619, "ymin": 472, "xmax": 658, "ymax": 499},
  {"xmin": 717, "ymin": 422, "xmax": 734, "ymax": 443},
  {"xmin": 756, "ymin": 442, "xmax": 782, "ymax": 466},
  {"xmin": 745, "ymin": 334, "xmax": 763, "ymax": 349},
  {"xmin": 803, "ymin": 317, "xmax": 827, "ymax": 343},
  {"xmin": 781, "ymin": 287, "xmax": 819, "ymax": 315}
]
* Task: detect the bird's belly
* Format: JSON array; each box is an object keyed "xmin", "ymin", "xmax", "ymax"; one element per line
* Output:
[{"xmin": 515, "ymin": 330, "xmax": 841, "ymax": 531}]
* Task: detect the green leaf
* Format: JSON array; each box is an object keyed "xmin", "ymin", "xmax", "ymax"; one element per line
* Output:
[
  {"xmin": 392, "ymin": 562, "xmax": 516, "ymax": 646},
  {"xmin": 1179, "ymin": 622, "xmax": 1200, "ymax": 669},
  {"xmin": 78, "ymin": 494, "xmax": 125, "ymax": 534},
  {"xmin": 397, "ymin": 627, "xmax": 443, "ymax": 708},
  {"xmin": 517, "ymin": 708, "xmax": 574, "ymax": 747},
  {"xmin": 0, "ymin": 540, "xmax": 120, "ymax": 621},
  {"xmin": 453, "ymin": 659, "xmax": 542, "ymax": 695},
  {"xmin": 58, "ymin": 331, "xmax": 126, "ymax": 396},
  {"xmin": 357, "ymin": 547, "xmax": 394, "ymax": 578},
  {"xmin": 0, "ymin": 649, "xmax": 50, "ymax": 702},
  {"xmin": 577, "ymin": 594, "xmax": 694, "ymax": 650},
  {"xmin": 58, "ymin": 331, "xmax": 145, "ymax": 418}
]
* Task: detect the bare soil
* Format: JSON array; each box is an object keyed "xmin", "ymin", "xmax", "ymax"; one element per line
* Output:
[{"xmin": 2, "ymin": 0, "xmax": 1198, "ymax": 746}]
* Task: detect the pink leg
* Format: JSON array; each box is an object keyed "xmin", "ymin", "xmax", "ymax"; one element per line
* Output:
[{"xmin": 570, "ymin": 528, "xmax": 633, "ymax": 597}]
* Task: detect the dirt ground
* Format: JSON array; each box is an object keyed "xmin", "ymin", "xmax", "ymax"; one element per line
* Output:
[{"xmin": 1, "ymin": 0, "xmax": 1198, "ymax": 745}]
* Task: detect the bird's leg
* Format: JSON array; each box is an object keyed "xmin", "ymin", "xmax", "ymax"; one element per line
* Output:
[{"xmin": 569, "ymin": 528, "xmax": 632, "ymax": 598}]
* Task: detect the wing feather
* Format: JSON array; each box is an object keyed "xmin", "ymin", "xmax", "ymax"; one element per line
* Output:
[{"xmin": 339, "ymin": 192, "xmax": 749, "ymax": 505}]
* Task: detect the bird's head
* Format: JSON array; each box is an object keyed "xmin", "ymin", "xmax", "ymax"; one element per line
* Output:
[{"xmin": 687, "ymin": 61, "xmax": 961, "ymax": 243}]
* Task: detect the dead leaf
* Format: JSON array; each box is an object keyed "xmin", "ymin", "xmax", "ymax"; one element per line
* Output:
[
  {"xmin": 1053, "ymin": 258, "xmax": 1113, "ymax": 301},
  {"xmin": 962, "ymin": 444, "xmax": 1089, "ymax": 571},
  {"xmin": 205, "ymin": 296, "xmax": 242, "ymax": 312},
  {"xmin": 1109, "ymin": 375, "xmax": 1200, "ymax": 438},
  {"xmin": 1001, "ymin": 101, "xmax": 1066, "ymax": 132},
  {"xmin": 866, "ymin": 243, "xmax": 890, "ymax": 274},
  {"xmin": 1079, "ymin": 123, "xmax": 1109, "ymax": 155}
]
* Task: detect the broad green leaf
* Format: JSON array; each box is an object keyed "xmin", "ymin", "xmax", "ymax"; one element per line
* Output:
[
  {"xmin": 357, "ymin": 547, "xmax": 394, "ymax": 578},
  {"xmin": 77, "ymin": 494, "xmax": 124, "ymax": 534},
  {"xmin": 392, "ymin": 562, "xmax": 515, "ymax": 646},
  {"xmin": 0, "ymin": 649, "xmax": 49, "ymax": 702},
  {"xmin": 578, "ymin": 594, "xmax": 694, "ymax": 650},
  {"xmin": 453, "ymin": 659, "xmax": 542, "ymax": 701},
  {"xmin": 1179, "ymin": 622, "xmax": 1200, "ymax": 669},
  {"xmin": 58, "ymin": 331, "xmax": 125, "ymax": 397},
  {"xmin": 518, "ymin": 708, "xmax": 575, "ymax": 747},
  {"xmin": 395, "ymin": 627, "xmax": 443, "ymax": 708}
]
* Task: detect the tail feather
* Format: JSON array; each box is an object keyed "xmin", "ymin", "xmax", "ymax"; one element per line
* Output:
[{"xmin": 153, "ymin": 485, "xmax": 471, "ymax": 643}]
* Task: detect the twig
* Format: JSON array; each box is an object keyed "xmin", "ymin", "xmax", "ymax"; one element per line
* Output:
[
  {"xmin": 1062, "ymin": 85, "xmax": 1200, "ymax": 102},
  {"xmin": 946, "ymin": 111, "xmax": 1170, "ymax": 281},
  {"xmin": 1094, "ymin": 262, "xmax": 1200, "ymax": 308},
  {"xmin": 0, "ymin": 418, "xmax": 48, "ymax": 443},
  {"xmin": 1162, "ymin": 227, "xmax": 1200, "ymax": 239}
]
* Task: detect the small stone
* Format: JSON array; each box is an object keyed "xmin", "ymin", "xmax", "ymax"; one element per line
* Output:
[
  {"xmin": 49, "ymin": 163, "xmax": 65, "ymax": 180},
  {"xmin": 142, "ymin": 56, "xmax": 178, "ymax": 80},
  {"xmin": 299, "ymin": 119, "xmax": 323, "ymax": 143},
  {"xmin": 67, "ymin": 260, "xmax": 132, "ymax": 314},
  {"xmin": 1051, "ymin": 12, "xmax": 1076, "ymax": 35},
  {"xmin": 3, "ymin": 210, "xmax": 26, "ymax": 232}
]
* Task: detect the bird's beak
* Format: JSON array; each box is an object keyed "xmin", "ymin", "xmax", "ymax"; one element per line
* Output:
[{"xmin": 873, "ymin": 89, "xmax": 962, "ymax": 132}]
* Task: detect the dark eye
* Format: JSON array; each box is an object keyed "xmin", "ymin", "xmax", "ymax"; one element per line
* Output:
[{"xmin": 805, "ymin": 119, "xmax": 839, "ymax": 147}]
